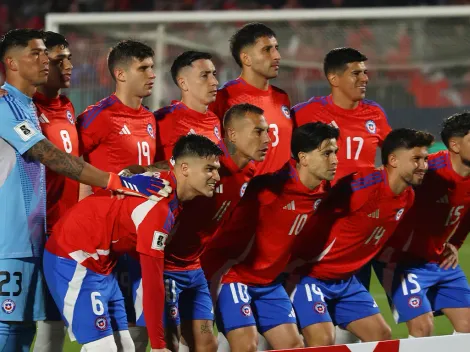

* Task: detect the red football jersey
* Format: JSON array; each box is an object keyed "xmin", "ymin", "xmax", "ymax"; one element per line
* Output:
[
  {"xmin": 164, "ymin": 147, "xmax": 256, "ymax": 272},
  {"xmin": 292, "ymin": 95, "xmax": 391, "ymax": 180},
  {"xmin": 220, "ymin": 159, "xmax": 330, "ymax": 286},
  {"xmin": 379, "ymin": 151, "xmax": 470, "ymax": 264},
  {"xmin": 77, "ymin": 94, "xmax": 157, "ymax": 184},
  {"xmin": 210, "ymin": 77, "xmax": 292, "ymax": 175},
  {"xmin": 34, "ymin": 92, "xmax": 80, "ymax": 233},
  {"xmin": 154, "ymin": 101, "xmax": 222, "ymax": 161},
  {"xmin": 293, "ymin": 169, "xmax": 415, "ymax": 280},
  {"xmin": 46, "ymin": 172, "xmax": 179, "ymax": 275}
]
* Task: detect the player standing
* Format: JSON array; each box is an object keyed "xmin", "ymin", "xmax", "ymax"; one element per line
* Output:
[
  {"xmin": 77, "ymin": 40, "xmax": 160, "ymax": 350},
  {"xmin": 211, "ymin": 122, "xmax": 338, "ymax": 351},
  {"xmin": 210, "ymin": 22, "xmax": 292, "ymax": 175},
  {"xmin": 291, "ymin": 47, "xmax": 392, "ymax": 343},
  {"xmin": 44, "ymin": 135, "xmax": 223, "ymax": 352},
  {"xmin": 289, "ymin": 128, "xmax": 433, "ymax": 346},
  {"xmin": 162, "ymin": 103, "xmax": 269, "ymax": 352},
  {"xmin": 0, "ymin": 29, "xmax": 165, "ymax": 352},
  {"xmin": 374, "ymin": 112, "xmax": 470, "ymax": 337},
  {"xmin": 154, "ymin": 50, "xmax": 221, "ymax": 160}
]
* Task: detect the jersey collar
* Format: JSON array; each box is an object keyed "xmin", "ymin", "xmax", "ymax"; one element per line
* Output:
[{"xmin": 2, "ymin": 82, "xmax": 33, "ymax": 106}]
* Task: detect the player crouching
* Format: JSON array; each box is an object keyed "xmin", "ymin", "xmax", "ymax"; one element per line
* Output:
[{"xmin": 43, "ymin": 134, "xmax": 222, "ymax": 352}]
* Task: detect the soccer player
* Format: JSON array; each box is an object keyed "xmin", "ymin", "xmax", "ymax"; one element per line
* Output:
[
  {"xmin": 76, "ymin": 39, "xmax": 160, "ymax": 350},
  {"xmin": 291, "ymin": 47, "xmax": 391, "ymax": 181},
  {"xmin": 0, "ymin": 28, "xmax": 164, "ymax": 352},
  {"xmin": 154, "ymin": 50, "xmax": 221, "ymax": 160},
  {"xmin": 212, "ymin": 122, "xmax": 338, "ymax": 351},
  {"xmin": 291, "ymin": 47, "xmax": 392, "ymax": 343},
  {"xmin": 162, "ymin": 103, "xmax": 270, "ymax": 352},
  {"xmin": 374, "ymin": 112, "xmax": 470, "ymax": 337},
  {"xmin": 289, "ymin": 128, "xmax": 433, "ymax": 347},
  {"xmin": 210, "ymin": 22, "xmax": 292, "ymax": 175},
  {"xmin": 43, "ymin": 134, "xmax": 223, "ymax": 352}
]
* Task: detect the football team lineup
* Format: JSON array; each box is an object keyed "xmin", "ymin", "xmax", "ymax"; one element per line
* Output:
[{"xmin": 0, "ymin": 21, "xmax": 469, "ymax": 352}]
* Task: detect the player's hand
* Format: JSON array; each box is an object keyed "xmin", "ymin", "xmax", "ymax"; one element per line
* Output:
[
  {"xmin": 119, "ymin": 164, "xmax": 148, "ymax": 177},
  {"xmin": 440, "ymin": 242, "xmax": 459, "ymax": 270},
  {"xmin": 106, "ymin": 172, "xmax": 172, "ymax": 199},
  {"xmin": 0, "ymin": 88, "xmax": 7, "ymax": 97}
]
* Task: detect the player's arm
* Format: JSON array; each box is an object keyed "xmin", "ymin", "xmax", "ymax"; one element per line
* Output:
[
  {"xmin": 134, "ymin": 203, "xmax": 170, "ymax": 349},
  {"xmin": 76, "ymin": 109, "xmax": 104, "ymax": 156}
]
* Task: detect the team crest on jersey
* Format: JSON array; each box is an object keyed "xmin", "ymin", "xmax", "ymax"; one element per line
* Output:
[
  {"xmin": 169, "ymin": 305, "xmax": 178, "ymax": 319},
  {"xmin": 365, "ymin": 120, "xmax": 376, "ymax": 134},
  {"xmin": 408, "ymin": 296, "xmax": 421, "ymax": 308},
  {"xmin": 240, "ymin": 182, "xmax": 248, "ymax": 197},
  {"xmin": 2, "ymin": 299, "xmax": 15, "ymax": 314},
  {"xmin": 147, "ymin": 123, "xmax": 155, "ymax": 138},
  {"xmin": 395, "ymin": 208, "xmax": 405, "ymax": 221},
  {"xmin": 314, "ymin": 302, "xmax": 326, "ymax": 314},
  {"xmin": 281, "ymin": 105, "xmax": 291, "ymax": 119},
  {"xmin": 313, "ymin": 199, "xmax": 322, "ymax": 211},
  {"xmin": 95, "ymin": 316, "xmax": 108, "ymax": 330},
  {"xmin": 214, "ymin": 126, "xmax": 221, "ymax": 140},
  {"xmin": 241, "ymin": 304, "xmax": 252, "ymax": 317},
  {"xmin": 66, "ymin": 110, "xmax": 74, "ymax": 124}
]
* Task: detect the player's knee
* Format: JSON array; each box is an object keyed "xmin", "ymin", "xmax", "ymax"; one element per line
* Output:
[
  {"xmin": 407, "ymin": 314, "xmax": 434, "ymax": 337},
  {"xmin": 80, "ymin": 335, "xmax": 118, "ymax": 352},
  {"xmin": 113, "ymin": 330, "xmax": 135, "ymax": 352},
  {"xmin": 303, "ymin": 324, "xmax": 335, "ymax": 347},
  {"xmin": 377, "ymin": 323, "xmax": 392, "ymax": 341},
  {"xmin": 0, "ymin": 321, "xmax": 35, "ymax": 352},
  {"xmin": 197, "ymin": 334, "xmax": 218, "ymax": 352}
]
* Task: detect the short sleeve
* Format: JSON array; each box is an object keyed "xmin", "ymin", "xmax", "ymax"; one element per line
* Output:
[
  {"xmin": 133, "ymin": 201, "xmax": 169, "ymax": 258},
  {"xmin": 0, "ymin": 101, "xmax": 45, "ymax": 155},
  {"xmin": 77, "ymin": 108, "xmax": 108, "ymax": 156}
]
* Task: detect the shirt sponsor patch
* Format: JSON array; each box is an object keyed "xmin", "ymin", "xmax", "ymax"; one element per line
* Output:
[
  {"xmin": 151, "ymin": 231, "xmax": 168, "ymax": 251},
  {"xmin": 14, "ymin": 121, "xmax": 37, "ymax": 141}
]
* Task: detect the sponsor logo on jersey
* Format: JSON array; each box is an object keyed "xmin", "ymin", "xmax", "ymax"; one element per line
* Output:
[
  {"xmin": 365, "ymin": 120, "xmax": 377, "ymax": 134},
  {"xmin": 2, "ymin": 299, "xmax": 15, "ymax": 314},
  {"xmin": 288, "ymin": 308, "xmax": 296, "ymax": 318},
  {"xmin": 169, "ymin": 305, "xmax": 178, "ymax": 319},
  {"xmin": 147, "ymin": 123, "xmax": 155, "ymax": 138},
  {"xmin": 283, "ymin": 200, "xmax": 296, "ymax": 211},
  {"xmin": 281, "ymin": 105, "xmax": 291, "ymax": 119},
  {"xmin": 314, "ymin": 302, "xmax": 326, "ymax": 314},
  {"xmin": 66, "ymin": 110, "xmax": 74, "ymax": 124},
  {"xmin": 187, "ymin": 128, "xmax": 196, "ymax": 135},
  {"xmin": 368, "ymin": 209, "xmax": 380, "ymax": 219},
  {"xmin": 241, "ymin": 304, "xmax": 252, "ymax": 317},
  {"xmin": 314, "ymin": 199, "xmax": 322, "ymax": 211},
  {"xmin": 14, "ymin": 121, "xmax": 37, "ymax": 141},
  {"xmin": 395, "ymin": 208, "xmax": 405, "ymax": 221},
  {"xmin": 214, "ymin": 126, "xmax": 221, "ymax": 140},
  {"xmin": 38, "ymin": 113, "xmax": 49, "ymax": 124},
  {"xmin": 119, "ymin": 124, "xmax": 131, "ymax": 135},
  {"xmin": 408, "ymin": 296, "xmax": 421, "ymax": 308},
  {"xmin": 437, "ymin": 195, "xmax": 449, "ymax": 204},
  {"xmin": 240, "ymin": 182, "xmax": 248, "ymax": 197},
  {"xmin": 95, "ymin": 316, "xmax": 108, "ymax": 330}
]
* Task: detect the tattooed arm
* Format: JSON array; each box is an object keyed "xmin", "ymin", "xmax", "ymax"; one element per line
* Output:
[{"xmin": 25, "ymin": 138, "xmax": 110, "ymax": 188}]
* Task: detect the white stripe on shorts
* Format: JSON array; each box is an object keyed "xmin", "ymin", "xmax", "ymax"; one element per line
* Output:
[
  {"xmin": 63, "ymin": 263, "xmax": 87, "ymax": 341},
  {"xmin": 134, "ymin": 279, "xmax": 144, "ymax": 322}
]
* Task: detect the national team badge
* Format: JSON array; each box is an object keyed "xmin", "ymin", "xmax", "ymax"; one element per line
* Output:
[
  {"xmin": 95, "ymin": 316, "xmax": 108, "ymax": 330},
  {"xmin": 240, "ymin": 182, "xmax": 248, "ymax": 197},
  {"xmin": 408, "ymin": 296, "xmax": 421, "ymax": 308},
  {"xmin": 147, "ymin": 123, "xmax": 155, "ymax": 138},
  {"xmin": 214, "ymin": 126, "xmax": 221, "ymax": 141},
  {"xmin": 314, "ymin": 199, "xmax": 322, "ymax": 211},
  {"xmin": 241, "ymin": 304, "xmax": 252, "ymax": 317},
  {"xmin": 395, "ymin": 208, "xmax": 405, "ymax": 221},
  {"xmin": 169, "ymin": 305, "xmax": 178, "ymax": 319},
  {"xmin": 281, "ymin": 105, "xmax": 291, "ymax": 119},
  {"xmin": 2, "ymin": 299, "xmax": 15, "ymax": 314},
  {"xmin": 314, "ymin": 302, "xmax": 326, "ymax": 314},
  {"xmin": 365, "ymin": 120, "xmax": 376, "ymax": 134},
  {"xmin": 66, "ymin": 110, "xmax": 74, "ymax": 124}
]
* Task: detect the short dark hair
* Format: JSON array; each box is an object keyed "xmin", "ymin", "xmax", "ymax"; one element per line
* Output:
[
  {"xmin": 108, "ymin": 40, "xmax": 154, "ymax": 81},
  {"xmin": 381, "ymin": 128, "xmax": 434, "ymax": 165},
  {"xmin": 170, "ymin": 51, "xmax": 212, "ymax": 86},
  {"xmin": 43, "ymin": 31, "xmax": 69, "ymax": 50},
  {"xmin": 0, "ymin": 28, "xmax": 45, "ymax": 63},
  {"xmin": 223, "ymin": 103, "xmax": 264, "ymax": 130},
  {"xmin": 291, "ymin": 122, "xmax": 340, "ymax": 162},
  {"xmin": 230, "ymin": 22, "xmax": 276, "ymax": 67},
  {"xmin": 172, "ymin": 134, "xmax": 223, "ymax": 162},
  {"xmin": 323, "ymin": 47, "xmax": 368, "ymax": 77},
  {"xmin": 440, "ymin": 112, "xmax": 470, "ymax": 148}
]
